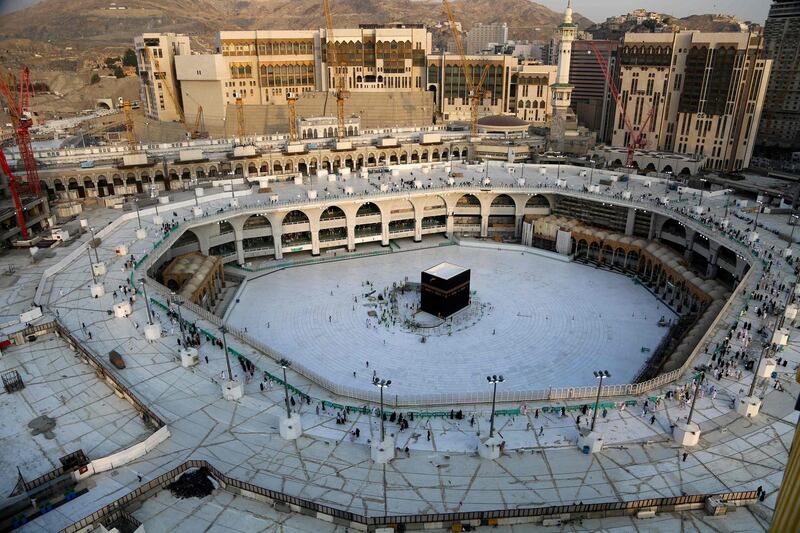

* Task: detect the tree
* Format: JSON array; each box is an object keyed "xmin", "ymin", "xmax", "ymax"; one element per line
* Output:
[
  {"xmin": 90, "ymin": 73, "xmax": 100, "ymax": 84},
  {"xmin": 113, "ymin": 66, "xmax": 125, "ymax": 79},
  {"xmin": 104, "ymin": 56, "xmax": 119, "ymax": 68},
  {"xmin": 122, "ymin": 48, "xmax": 137, "ymax": 67}
]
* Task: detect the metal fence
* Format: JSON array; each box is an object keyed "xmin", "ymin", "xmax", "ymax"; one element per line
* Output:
[{"xmin": 60, "ymin": 458, "xmax": 759, "ymax": 532}]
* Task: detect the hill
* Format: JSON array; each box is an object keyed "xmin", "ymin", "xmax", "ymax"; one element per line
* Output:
[{"xmin": 0, "ymin": 0, "xmax": 591, "ymax": 46}]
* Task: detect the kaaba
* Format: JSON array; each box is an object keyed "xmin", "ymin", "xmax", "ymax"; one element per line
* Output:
[{"xmin": 420, "ymin": 262, "xmax": 471, "ymax": 318}]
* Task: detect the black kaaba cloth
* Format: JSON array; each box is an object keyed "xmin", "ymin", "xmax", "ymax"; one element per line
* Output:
[{"xmin": 420, "ymin": 262, "xmax": 470, "ymax": 318}]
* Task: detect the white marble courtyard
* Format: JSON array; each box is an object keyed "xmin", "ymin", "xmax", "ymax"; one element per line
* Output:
[{"xmin": 227, "ymin": 245, "xmax": 676, "ymax": 394}]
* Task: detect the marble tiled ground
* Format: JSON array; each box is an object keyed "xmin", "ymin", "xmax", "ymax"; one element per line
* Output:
[
  {"xmin": 228, "ymin": 245, "xmax": 675, "ymax": 394},
  {"xmin": 3, "ymin": 161, "xmax": 798, "ymax": 531},
  {"xmin": 0, "ymin": 334, "xmax": 151, "ymax": 497}
]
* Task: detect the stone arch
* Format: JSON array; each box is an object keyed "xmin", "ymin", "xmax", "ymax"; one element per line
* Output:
[
  {"xmin": 411, "ymin": 151, "xmax": 419, "ymax": 163},
  {"xmin": 208, "ymin": 165, "xmax": 218, "ymax": 177},
  {"xmin": 452, "ymin": 147, "xmax": 461, "ymax": 159},
  {"xmin": 281, "ymin": 209, "xmax": 310, "ymax": 225},
  {"xmin": 248, "ymin": 163, "xmax": 257, "ymax": 174},
  {"xmin": 525, "ymin": 194, "xmax": 552, "ymax": 209},
  {"xmin": 400, "ymin": 152, "xmax": 408, "ymax": 164},
  {"xmin": 421, "ymin": 149, "xmax": 429, "ymax": 162},
  {"xmin": 645, "ymin": 162, "xmax": 656, "ymax": 172},
  {"xmin": 320, "ymin": 205, "xmax": 346, "ymax": 221},
  {"xmin": 456, "ymin": 193, "xmax": 481, "ymax": 207},
  {"xmin": 367, "ymin": 152, "xmax": 376, "ymax": 165},
  {"xmin": 662, "ymin": 165, "xmax": 673, "ymax": 174},
  {"xmin": 680, "ymin": 167, "xmax": 691, "ymax": 176},
  {"xmin": 243, "ymin": 213, "xmax": 271, "ymax": 230},
  {"xmin": 491, "ymin": 194, "xmax": 515, "ymax": 207},
  {"xmin": 356, "ymin": 201, "xmax": 382, "ymax": 218}
]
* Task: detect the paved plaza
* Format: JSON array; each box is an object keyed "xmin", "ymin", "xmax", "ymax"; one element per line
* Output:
[
  {"xmin": 1, "ymin": 160, "xmax": 797, "ymax": 532},
  {"xmin": 229, "ymin": 245, "xmax": 675, "ymax": 394}
]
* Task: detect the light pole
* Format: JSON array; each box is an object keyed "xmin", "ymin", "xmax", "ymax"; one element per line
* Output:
[
  {"xmin": 221, "ymin": 325, "xmax": 233, "ymax": 381},
  {"xmin": 139, "ymin": 278, "xmax": 153, "ymax": 325},
  {"xmin": 134, "ymin": 198, "xmax": 142, "ymax": 229},
  {"xmin": 87, "ymin": 245, "xmax": 97, "ymax": 284},
  {"xmin": 748, "ymin": 343, "xmax": 770, "ymax": 398},
  {"xmin": 279, "ymin": 358, "xmax": 292, "ymax": 418},
  {"xmin": 171, "ymin": 293, "xmax": 187, "ymax": 346},
  {"xmin": 754, "ymin": 199, "xmax": 763, "ymax": 229},
  {"xmin": 590, "ymin": 370, "xmax": 610, "ymax": 432},
  {"xmin": 89, "ymin": 227, "xmax": 100, "ymax": 262},
  {"xmin": 698, "ymin": 178, "xmax": 707, "ymax": 206},
  {"xmin": 373, "ymin": 376, "xmax": 391, "ymax": 441},
  {"xmin": 194, "ymin": 188, "xmax": 199, "ymax": 207},
  {"xmin": 589, "ymin": 159, "xmax": 596, "ymax": 186},
  {"xmin": 685, "ymin": 371, "xmax": 705, "ymax": 426},
  {"xmin": 789, "ymin": 214, "xmax": 799, "ymax": 244},
  {"xmin": 486, "ymin": 374, "xmax": 505, "ymax": 438},
  {"xmin": 230, "ymin": 172, "xmax": 235, "ymax": 199}
]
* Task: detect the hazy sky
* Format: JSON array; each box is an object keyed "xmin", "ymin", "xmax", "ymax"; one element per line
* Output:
[
  {"xmin": 537, "ymin": 0, "xmax": 772, "ymax": 24},
  {"xmin": 0, "ymin": 0, "xmax": 775, "ymax": 22}
]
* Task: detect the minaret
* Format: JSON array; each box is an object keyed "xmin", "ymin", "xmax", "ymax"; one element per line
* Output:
[{"xmin": 550, "ymin": 0, "xmax": 577, "ymax": 150}]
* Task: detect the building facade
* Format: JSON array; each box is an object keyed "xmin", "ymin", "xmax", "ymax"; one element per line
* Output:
[
  {"xmin": 464, "ymin": 22, "xmax": 508, "ymax": 54},
  {"xmin": 134, "ymin": 33, "xmax": 191, "ymax": 122},
  {"xmin": 569, "ymin": 40, "xmax": 619, "ymax": 142},
  {"xmin": 612, "ymin": 31, "xmax": 771, "ymax": 172},
  {"xmin": 550, "ymin": 0, "xmax": 578, "ymax": 151},
  {"xmin": 758, "ymin": 0, "xmax": 800, "ymax": 151},
  {"xmin": 426, "ymin": 55, "xmax": 555, "ymax": 125}
]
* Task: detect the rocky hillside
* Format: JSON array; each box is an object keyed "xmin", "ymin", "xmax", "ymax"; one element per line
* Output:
[{"xmin": 0, "ymin": 0, "xmax": 591, "ymax": 46}]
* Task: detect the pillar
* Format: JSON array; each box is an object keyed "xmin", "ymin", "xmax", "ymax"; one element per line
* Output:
[
  {"xmin": 480, "ymin": 214, "xmax": 489, "ymax": 238},
  {"xmin": 648, "ymin": 213, "xmax": 657, "ymax": 240},
  {"xmin": 446, "ymin": 212, "xmax": 455, "ymax": 238},
  {"xmin": 346, "ymin": 222, "xmax": 355, "ymax": 252},
  {"xmin": 235, "ymin": 239, "xmax": 245, "ymax": 264},
  {"xmin": 381, "ymin": 218, "xmax": 390, "ymax": 246},
  {"xmin": 414, "ymin": 216, "xmax": 422, "ymax": 242},
  {"xmin": 625, "ymin": 207, "xmax": 636, "ymax": 236},
  {"xmin": 515, "ymin": 214, "xmax": 524, "ymax": 239}
]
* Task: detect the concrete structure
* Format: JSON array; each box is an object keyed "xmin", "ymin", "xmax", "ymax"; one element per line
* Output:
[
  {"xmin": 758, "ymin": 0, "xmax": 800, "ymax": 152},
  {"xmin": 464, "ymin": 22, "xmax": 508, "ymax": 54},
  {"xmin": 612, "ymin": 31, "xmax": 772, "ymax": 172},
  {"xmin": 134, "ymin": 33, "xmax": 192, "ymax": 123}
]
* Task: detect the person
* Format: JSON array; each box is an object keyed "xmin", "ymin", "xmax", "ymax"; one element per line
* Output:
[
  {"xmin": 539, "ymin": 426, "xmax": 544, "ymax": 436},
  {"xmin": 682, "ymin": 452, "xmax": 688, "ymax": 462},
  {"xmin": 650, "ymin": 415, "xmax": 656, "ymax": 425}
]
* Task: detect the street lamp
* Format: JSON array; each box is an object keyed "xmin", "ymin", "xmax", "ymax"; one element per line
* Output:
[
  {"xmin": 134, "ymin": 198, "xmax": 142, "ymax": 230},
  {"xmin": 789, "ymin": 214, "xmax": 799, "ymax": 244},
  {"xmin": 590, "ymin": 370, "xmax": 610, "ymax": 431},
  {"xmin": 373, "ymin": 376, "xmax": 391, "ymax": 442},
  {"xmin": 171, "ymin": 293, "xmax": 187, "ymax": 346},
  {"xmin": 194, "ymin": 188, "xmax": 199, "ymax": 207},
  {"xmin": 748, "ymin": 343, "xmax": 770, "ymax": 398},
  {"xmin": 698, "ymin": 178, "xmax": 707, "ymax": 206},
  {"xmin": 754, "ymin": 199, "xmax": 764, "ymax": 229},
  {"xmin": 221, "ymin": 325, "xmax": 233, "ymax": 381},
  {"xmin": 86, "ymin": 245, "xmax": 97, "ymax": 284},
  {"xmin": 89, "ymin": 227, "xmax": 100, "ymax": 262},
  {"xmin": 589, "ymin": 159, "xmax": 596, "ymax": 186},
  {"xmin": 279, "ymin": 358, "xmax": 292, "ymax": 418},
  {"xmin": 486, "ymin": 374, "xmax": 505, "ymax": 438},
  {"xmin": 138, "ymin": 278, "xmax": 153, "ymax": 325},
  {"xmin": 685, "ymin": 371, "xmax": 705, "ymax": 426}
]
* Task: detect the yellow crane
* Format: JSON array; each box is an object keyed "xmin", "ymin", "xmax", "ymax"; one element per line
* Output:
[
  {"xmin": 286, "ymin": 91, "xmax": 299, "ymax": 142},
  {"xmin": 144, "ymin": 46, "xmax": 204, "ymax": 139},
  {"xmin": 323, "ymin": 0, "xmax": 350, "ymax": 139},
  {"xmin": 442, "ymin": 0, "xmax": 491, "ymax": 136},
  {"xmin": 122, "ymin": 100, "xmax": 137, "ymax": 146},
  {"xmin": 192, "ymin": 106, "xmax": 207, "ymax": 139},
  {"xmin": 235, "ymin": 95, "xmax": 246, "ymax": 139}
]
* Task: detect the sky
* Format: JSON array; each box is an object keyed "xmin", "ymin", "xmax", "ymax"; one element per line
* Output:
[
  {"xmin": 536, "ymin": 0, "xmax": 772, "ymax": 24},
  {"xmin": 0, "ymin": 0, "xmax": 775, "ymax": 21}
]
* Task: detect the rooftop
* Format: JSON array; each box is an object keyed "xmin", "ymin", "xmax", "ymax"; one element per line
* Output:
[{"xmin": 423, "ymin": 261, "xmax": 469, "ymax": 280}]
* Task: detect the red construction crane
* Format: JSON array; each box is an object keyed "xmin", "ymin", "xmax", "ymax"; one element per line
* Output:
[
  {"xmin": 588, "ymin": 41, "xmax": 655, "ymax": 167},
  {"xmin": 0, "ymin": 67, "xmax": 42, "ymax": 197},
  {"xmin": 0, "ymin": 149, "xmax": 30, "ymax": 240}
]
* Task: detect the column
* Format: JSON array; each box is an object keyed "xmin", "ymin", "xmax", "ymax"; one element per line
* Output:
[
  {"xmin": 625, "ymin": 207, "xmax": 636, "ymax": 236},
  {"xmin": 706, "ymin": 242, "xmax": 720, "ymax": 279},
  {"xmin": 347, "ymin": 221, "xmax": 355, "ymax": 252},
  {"xmin": 235, "ymin": 238, "xmax": 245, "ymax": 264},
  {"xmin": 381, "ymin": 218, "xmax": 390, "ymax": 246},
  {"xmin": 446, "ymin": 212, "xmax": 454, "ymax": 238},
  {"xmin": 309, "ymin": 217, "xmax": 321, "ymax": 256},
  {"xmin": 414, "ymin": 216, "xmax": 422, "ymax": 242},
  {"xmin": 648, "ymin": 213, "xmax": 657, "ymax": 240},
  {"xmin": 683, "ymin": 229, "xmax": 696, "ymax": 261},
  {"xmin": 480, "ymin": 213, "xmax": 489, "ymax": 238}
]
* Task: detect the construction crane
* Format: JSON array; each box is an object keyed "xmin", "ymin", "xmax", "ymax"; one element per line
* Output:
[
  {"xmin": 323, "ymin": 0, "xmax": 350, "ymax": 139},
  {"xmin": 286, "ymin": 92, "xmax": 299, "ymax": 142},
  {"xmin": 0, "ymin": 67, "xmax": 41, "ymax": 198},
  {"xmin": 192, "ymin": 106, "xmax": 206, "ymax": 140},
  {"xmin": 234, "ymin": 95, "xmax": 246, "ymax": 139},
  {"xmin": 144, "ymin": 46, "xmax": 204, "ymax": 139},
  {"xmin": 588, "ymin": 41, "xmax": 655, "ymax": 167},
  {"xmin": 0, "ymin": 149, "xmax": 30, "ymax": 240},
  {"xmin": 122, "ymin": 100, "xmax": 137, "ymax": 146},
  {"xmin": 442, "ymin": 0, "xmax": 491, "ymax": 137}
]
